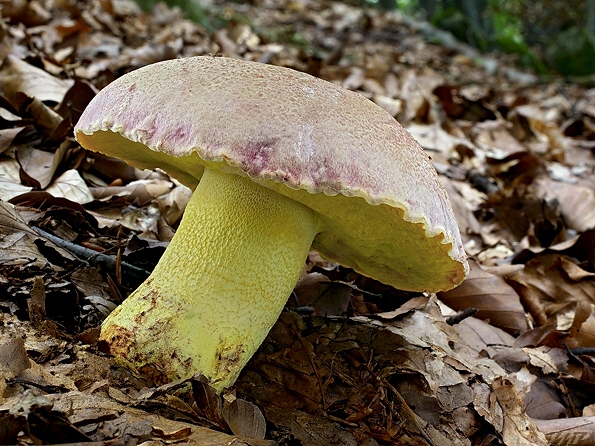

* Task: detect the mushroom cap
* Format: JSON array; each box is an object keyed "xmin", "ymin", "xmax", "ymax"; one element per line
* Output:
[{"xmin": 75, "ymin": 56, "xmax": 468, "ymax": 292}]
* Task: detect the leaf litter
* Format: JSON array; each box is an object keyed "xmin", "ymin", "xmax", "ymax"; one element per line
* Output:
[{"xmin": 1, "ymin": 0, "xmax": 595, "ymax": 444}]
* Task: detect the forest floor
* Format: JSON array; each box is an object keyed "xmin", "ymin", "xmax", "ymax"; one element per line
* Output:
[{"xmin": 1, "ymin": 0, "xmax": 595, "ymax": 444}]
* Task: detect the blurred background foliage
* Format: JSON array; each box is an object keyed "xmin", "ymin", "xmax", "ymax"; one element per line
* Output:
[
  {"xmin": 133, "ymin": 0, "xmax": 216, "ymax": 29},
  {"xmin": 134, "ymin": 0, "xmax": 595, "ymax": 77},
  {"xmin": 404, "ymin": 0, "xmax": 595, "ymax": 76}
]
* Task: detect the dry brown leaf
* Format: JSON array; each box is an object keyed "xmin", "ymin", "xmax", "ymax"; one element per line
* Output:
[
  {"xmin": 0, "ymin": 337, "xmax": 30, "ymax": 382},
  {"xmin": 514, "ymin": 104, "xmax": 569, "ymax": 161},
  {"xmin": 0, "ymin": 201, "xmax": 47, "ymax": 267},
  {"xmin": 537, "ymin": 176, "xmax": 595, "ymax": 232},
  {"xmin": 341, "ymin": 66, "xmax": 366, "ymax": 91},
  {"xmin": 293, "ymin": 272, "xmax": 352, "ymax": 316},
  {"xmin": 493, "ymin": 377, "xmax": 549, "ymax": 445},
  {"xmin": 473, "ymin": 119, "xmax": 527, "ymax": 158},
  {"xmin": 17, "ymin": 142, "xmax": 68, "ymax": 189},
  {"xmin": 45, "ymin": 169, "xmax": 94, "ymax": 204},
  {"xmin": 23, "ymin": 96, "xmax": 63, "ymax": 132},
  {"xmin": 156, "ymin": 184, "xmax": 192, "ymax": 226},
  {"xmin": 17, "ymin": 146, "xmax": 58, "ymax": 189},
  {"xmin": 372, "ymin": 94, "xmax": 402, "ymax": 117},
  {"xmin": 151, "ymin": 426, "xmax": 192, "ymax": 441},
  {"xmin": 399, "ymin": 67, "xmax": 444, "ymax": 123},
  {"xmin": 44, "ymin": 391, "xmax": 273, "ymax": 445},
  {"xmin": 489, "ymin": 344, "xmax": 570, "ymax": 420},
  {"xmin": 533, "ymin": 416, "xmax": 595, "ymax": 446},
  {"xmin": 439, "ymin": 259, "xmax": 528, "ymax": 335},
  {"xmin": 406, "ymin": 122, "xmax": 474, "ymax": 168},
  {"xmin": 0, "ymin": 172, "xmax": 32, "ymax": 202},
  {"xmin": 119, "ymin": 203, "xmax": 161, "ymax": 233},
  {"xmin": 525, "ymin": 378, "xmax": 570, "ymax": 420},
  {"xmin": 89, "ymin": 178, "xmax": 174, "ymax": 207},
  {"xmin": 265, "ymin": 408, "xmax": 379, "ymax": 446},
  {"xmin": 222, "ymin": 398, "xmax": 266, "ymax": 440},
  {"xmin": 524, "ymin": 346, "xmax": 560, "ymax": 375},
  {"xmin": 506, "ymin": 254, "xmax": 595, "ymax": 325},
  {"xmin": 472, "ymin": 381, "xmax": 503, "ymax": 432},
  {"xmin": 567, "ymin": 301, "xmax": 593, "ymax": 337},
  {"xmin": 70, "ymin": 267, "xmax": 112, "ymax": 302},
  {"xmin": 433, "ymin": 84, "xmax": 495, "ymax": 122},
  {"xmin": 238, "ymin": 308, "xmax": 530, "ymax": 444},
  {"xmin": 374, "ymin": 295, "xmax": 432, "ymax": 320},
  {"xmin": 0, "ymin": 54, "xmax": 73, "ymax": 106},
  {"xmin": 451, "ymin": 315, "xmax": 515, "ymax": 358},
  {"xmin": 512, "ymin": 229, "xmax": 595, "ymax": 276},
  {"xmin": 0, "ymin": 127, "xmax": 27, "ymax": 154},
  {"xmin": 440, "ymin": 177, "xmax": 484, "ymax": 248},
  {"xmin": 566, "ymin": 305, "xmax": 595, "ymax": 349}
]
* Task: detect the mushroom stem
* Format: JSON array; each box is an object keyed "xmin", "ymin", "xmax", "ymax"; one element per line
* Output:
[{"xmin": 99, "ymin": 167, "xmax": 319, "ymax": 391}]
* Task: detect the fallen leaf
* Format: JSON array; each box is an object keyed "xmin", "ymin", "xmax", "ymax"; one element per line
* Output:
[
  {"xmin": 0, "ymin": 201, "xmax": 47, "ymax": 267},
  {"xmin": 473, "ymin": 119, "xmax": 527, "ymax": 158},
  {"xmin": 493, "ymin": 377, "xmax": 549, "ymax": 445},
  {"xmin": 0, "ymin": 337, "xmax": 30, "ymax": 383},
  {"xmin": 45, "ymin": 169, "xmax": 94, "ymax": 204},
  {"xmin": 0, "ymin": 127, "xmax": 28, "ymax": 154},
  {"xmin": 439, "ymin": 259, "xmax": 528, "ymax": 335},
  {"xmin": 0, "ymin": 54, "xmax": 73, "ymax": 106},
  {"xmin": 537, "ymin": 176, "xmax": 595, "ymax": 232},
  {"xmin": 222, "ymin": 398, "xmax": 266, "ymax": 440},
  {"xmin": 532, "ymin": 416, "xmax": 595, "ymax": 446},
  {"xmin": 506, "ymin": 254, "xmax": 595, "ymax": 325}
]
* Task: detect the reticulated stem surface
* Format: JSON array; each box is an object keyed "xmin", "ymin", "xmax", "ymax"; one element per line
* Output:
[{"xmin": 100, "ymin": 168, "xmax": 319, "ymax": 391}]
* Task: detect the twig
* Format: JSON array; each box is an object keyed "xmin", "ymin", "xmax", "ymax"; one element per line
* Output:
[
  {"xmin": 446, "ymin": 308, "xmax": 479, "ymax": 325},
  {"xmin": 33, "ymin": 226, "xmax": 151, "ymax": 283}
]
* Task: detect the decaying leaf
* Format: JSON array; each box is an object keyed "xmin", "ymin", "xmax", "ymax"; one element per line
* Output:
[
  {"xmin": 0, "ymin": 337, "xmax": 30, "ymax": 397},
  {"xmin": 45, "ymin": 169, "xmax": 94, "ymax": 204},
  {"xmin": 0, "ymin": 201, "xmax": 47, "ymax": 267},
  {"xmin": 439, "ymin": 259, "xmax": 528, "ymax": 335},
  {"xmin": 537, "ymin": 176, "xmax": 595, "ymax": 232},
  {"xmin": 533, "ymin": 417, "xmax": 595, "ymax": 446},
  {"xmin": 3, "ymin": 390, "xmax": 274, "ymax": 445},
  {"xmin": 0, "ymin": 54, "xmax": 73, "ymax": 105},
  {"xmin": 222, "ymin": 398, "xmax": 266, "ymax": 440},
  {"xmin": 493, "ymin": 377, "xmax": 548, "ymax": 445},
  {"xmin": 236, "ymin": 307, "xmax": 540, "ymax": 444},
  {"xmin": 506, "ymin": 254, "xmax": 595, "ymax": 325}
]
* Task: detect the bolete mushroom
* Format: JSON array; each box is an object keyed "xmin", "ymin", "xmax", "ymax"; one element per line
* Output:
[{"xmin": 74, "ymin": 56, "xmax": 468, "ymax": 392}]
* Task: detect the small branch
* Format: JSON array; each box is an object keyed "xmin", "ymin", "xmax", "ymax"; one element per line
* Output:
[
  {"xmin": 33, "ymin": 226, "xmax": 151, "ymax": 283},
  {"xmin": 446, "ymin": 308, "xmax": 479, "ymax": 326}
]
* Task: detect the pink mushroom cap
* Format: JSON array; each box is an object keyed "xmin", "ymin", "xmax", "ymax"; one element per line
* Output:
[{"xmin": 75, "ymin": 56, "xmax": 468, "ymax": 292}]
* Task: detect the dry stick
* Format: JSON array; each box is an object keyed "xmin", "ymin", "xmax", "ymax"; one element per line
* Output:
[
  {"xmin": 446, "ymin": 308, "xmax": 479, "ymax": 325},
  {"xmin": 33, "ymin": 226, "xmax": 150, "ymax": 283},
  {"xmin": 326, "ymin": 414, "xmax": 359, "ymax": 428}
]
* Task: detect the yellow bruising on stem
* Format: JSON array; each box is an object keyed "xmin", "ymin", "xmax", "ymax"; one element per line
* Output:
[{"xmin": 99, "ymin": 168, "xmax": 320, "ymax": 392}]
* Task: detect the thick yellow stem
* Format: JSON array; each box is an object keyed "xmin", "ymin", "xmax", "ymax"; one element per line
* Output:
[{"xmin": 100, "ymin": 168, "xmax": 319, "ymax": 391}]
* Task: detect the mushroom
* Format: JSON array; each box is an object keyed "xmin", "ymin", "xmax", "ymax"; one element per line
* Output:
[{"xmin": 74, "ymin": 56, "xmax": 468, "ymax": 392}]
